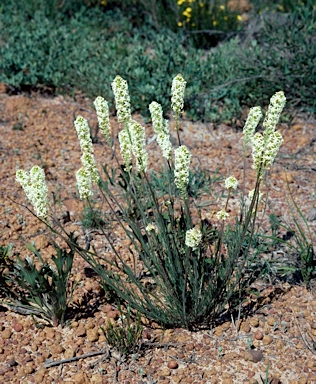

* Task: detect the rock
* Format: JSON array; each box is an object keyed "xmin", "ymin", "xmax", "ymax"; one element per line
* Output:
[
  {"xmin": 267, "ymin": 316, "xmax": 276, "ymax": 326},
  {"xmin": 13, "ymin": 322, "xmax": 23, "ymax": 332},
  {"xmin": 167, "ymin": 360, "xmax": 178, "ymax": 369},
  {"xmin": 249, "ymin": 317, "xmax": 259, "ymax": 327},
  {"xmin": 1, "ymin": 329, "xmax": 12, "ymax": 339},
  {"xmin": 159, "ymin": 367, "xmax": 171, "ymax": 377},
  {"xmin": 75, "ymin": 326, "xmax": 86, "ymax": 337},
  {"xmin": 86, "ymin": 328, "xmax": 99, "ymax": 342},
  {"xmin": 100, "ymin": 304, "xmax": 113, "ymax": 313},
  {"xmin": 262, "ymin": 335, "xmax": 273, "ymax": 345},
  {"xmin": 91, "ymin": 374, "xmax": 103, "ymax": 383},
  {"xmin": 254, "ymin": 330, "xmax": 263, "ymax": 340},
  {"xmin": 50, "ymin": 344, "xmax": 65, "ymax": 356},
  {"xmin": 72, "ymin": 373, "xmax": 88, "ymax": 384},
  {"xmin": 64, "ymin": 348, "xmax": 76, "ymax": 359},
  {"xmin": 244, "ymin": 350, "xmax": 264, "ymax": 363},
  {"xmin": 24, "ymin": 363, "xmax": 35, "ymax": 374},
  {"xmin": 34, "ymin": 234, "xmax": 49, "ymax": 249}
]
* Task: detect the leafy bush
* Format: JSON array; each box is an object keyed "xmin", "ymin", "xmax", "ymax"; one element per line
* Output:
[
  {"xmin": 0, "ymin": 239, "xmax": 76, "ymax": 326},
  {"xmin": 0, "ymin": 0, "xmax": 315, "ymax": 122},
  {"xmin": 16, "ymin": 74, "xmax": 286, "ymax": 329}
]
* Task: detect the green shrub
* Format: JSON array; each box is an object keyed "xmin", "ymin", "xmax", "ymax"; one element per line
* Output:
[{"xmin": 0, "ymin": 0, "xmax": 314, "ymax": 122}]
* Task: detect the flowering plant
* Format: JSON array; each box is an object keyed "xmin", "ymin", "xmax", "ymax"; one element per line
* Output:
[{"xmin": 16, "ymin": 74, "xmax": 285, "ymax": 329}]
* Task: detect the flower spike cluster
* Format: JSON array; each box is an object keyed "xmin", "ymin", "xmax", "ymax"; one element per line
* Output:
[
  {"xmin": 94, "ymin": 96, "xmax": 111, "ymax": 145},
  {"xmin": 243, "ymin": 106, "xmax": 262, "ymax": 148},
  {"xmin": 251, "ymin": 91, "xmax": 285, "ymax": 178},
  {"xmin": 174, "ymin": 145, "xmax": 191, "ymax": 198},
  {"xmin": 263, "ymin": 91, "xmax": 286, "ymax": 133},
  {"xmin": 149, "ymin": 101, "xmax": 172, "ymax": 159},
  {"xmin": 129, "ymin": 120, "xmax": 148, "ymax": 173},
  {"xmin": 118, "ymin": 129, "xmax": 133, "ymax": 171},
  {"xmin": 171, "ymin": 74, "xmax": 187, "ymax": 116},
  {"xmin": 76, "ymin": 167, "xmax": 93, "ymax": 200},
  {"xmin": 185, "ymin": 228, "xmax": 202, "ymax": 249},
  {"xmin": 16, "ymin": 166, "xmax": 48, "ymax": 219},
  {"xmin": 74, "ymin": 115, "xmax": 99, "ymax": 199},
  {"xmin": 111, "ymin": 75, "xmax": 131, "ymax": 124}
]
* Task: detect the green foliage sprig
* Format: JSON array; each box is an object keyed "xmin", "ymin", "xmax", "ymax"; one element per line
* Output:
[
  {"xmin": 0, "ymin": 236, "xmax": 77, "ymax": 326},
  {"xmin": 101, "ymin": 304, "xmax": 143, "ymax": 357}
]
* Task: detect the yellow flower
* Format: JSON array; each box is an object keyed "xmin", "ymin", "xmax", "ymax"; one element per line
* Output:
[
  {"xmin": 178, "ymin": 21, "xmax": 183, "ymax": 27},
  {"xmin": 191, "ymin": 23, "xmax": 196, "ymax": 27},
  {"xmin": 213, "ymin": 20, "xmax": 218, "ymax": 26},
  {"xmin": 236, "ymin": 14, "xmax": 242, "ymax": 21},
  {"xmin": 199, "ymin": 2, "xmax": 204, "ymax": 6},
  {"xmin": 224, "ymin": 16, "xmax": 228, "ymax": 21},
  {"xmin": 182, "ymin": 7, "xmax": 192, "ymax": 18},
  {"xmin": 219, "ymin": 5, "xmax": 225, "ymax": 10},
  {"xmin": 100, "ymin": 0, "xmax": 107, "ymax": 5},
  {"xmin": 177, "ymin": 0, "xmax": 186, "ymax": 5}
]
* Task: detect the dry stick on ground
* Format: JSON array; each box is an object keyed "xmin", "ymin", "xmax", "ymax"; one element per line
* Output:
[
  {"xmin": 43, "ymin": 342, "xmax": 184, "ymax": 368},
  {"xmin": 295, "ymin": 316, "xmax": 316, "ymax": 355}
]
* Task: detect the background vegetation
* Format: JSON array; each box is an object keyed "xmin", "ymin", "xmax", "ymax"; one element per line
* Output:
[{"xmin": 0, "ymin": 0, "xmax": 315, "ymax": 123}]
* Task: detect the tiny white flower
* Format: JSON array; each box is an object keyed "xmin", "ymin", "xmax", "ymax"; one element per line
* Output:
[
  {"xmin": 174, "ymin": 145, "xmax": 191, "ymax": 198},
  {"xmin": 185, "ymin": 228, "xmax": 202, "ymax": 249},
  {"xmin": 171, "ymin": 74, "xmax": 187, "ymax": 116},
  {"xmin": 216, "ymin": 209, "xmax": 229, "ymax": 221},
  {"xmin": 146, "ymin": 223, "xmax": 156, "ymax": 232},
  {"xmin": 111, "ymin": 75, "xmax": 131, "ymax": 123},
  {"xmin": 94, "ymin": 96, "xmax": 111, "ymax": 144},
  {"xmin": 224, "ymin": 176, "xmax": 239, "ymax": 190},
  {"xmin": 76, "ymin": 167, "xmax": 93, "ymax": 200}
]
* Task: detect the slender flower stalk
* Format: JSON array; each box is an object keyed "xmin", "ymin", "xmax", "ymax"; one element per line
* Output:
[
  {"xmin": 243, "ymin": 106, "xmax": 262, "ymax": 149},
  {"xmin": 94, "ymin": 96, "xmax": 111, "ymax": 145},
  {"xmin": 16, "ymin": 166, "xmax": 48, "ymax": 219},
  {"xmin": 174, "ymin": 145, "xmax": 191, "ymax": 198},
  {"xmin": 129, "ymin": 120, "xmax": 148, "ymax": 173},
  {"xmin": 185, "ymin": 228, "xmax": 202, "ymax": 249},
  {"xmin": 111, "ymin": 75, "xmax": 131, "ymax": 124},
  {"xmin": 76, "ymin": 167, "xmax": 93, "ymax": 200}
]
